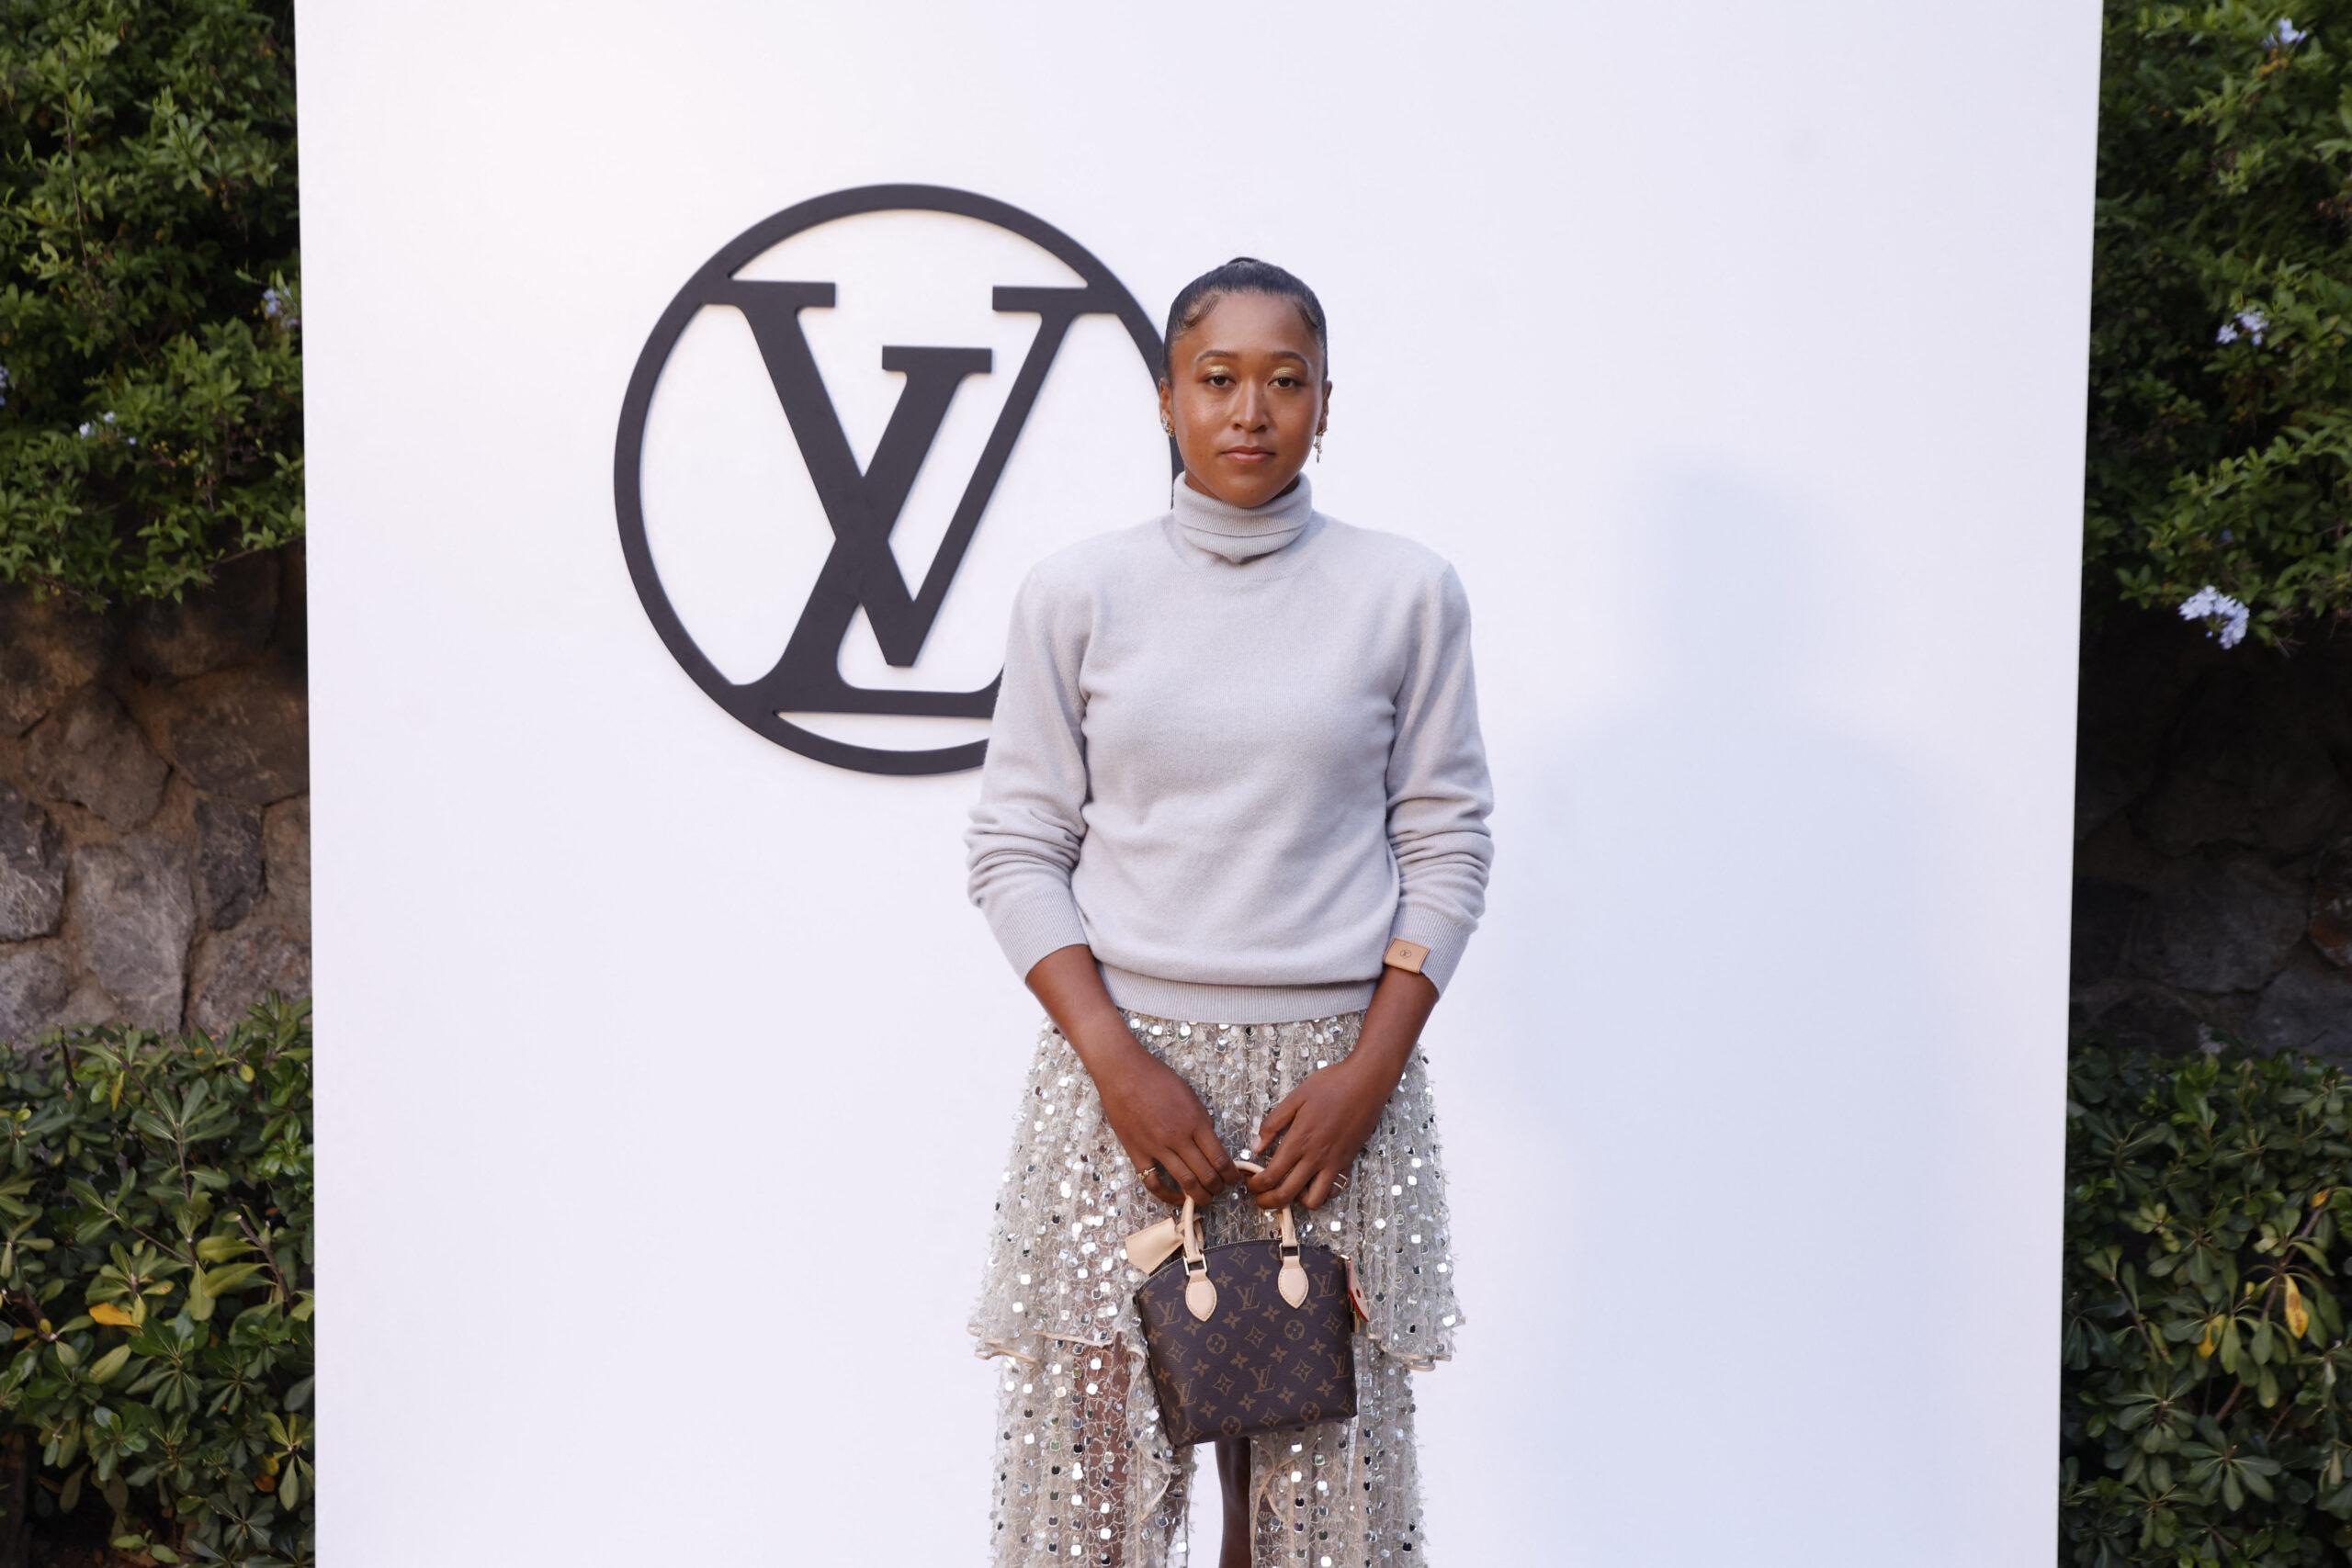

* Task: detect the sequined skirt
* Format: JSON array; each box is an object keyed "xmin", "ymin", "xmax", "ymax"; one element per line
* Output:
[{"xmin": 967, "ymin": 1007, "xmax": 1465, "ymax": 1568}]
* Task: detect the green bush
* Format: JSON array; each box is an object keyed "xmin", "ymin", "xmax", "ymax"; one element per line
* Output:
[
  {"xmin": 2063, "ymin": 1032, "xmax": 2352, "ymax": 1564},
  {"xmin": 2087, "ymin": 4, "xmax": 2352, "ymax": 651},
  {"xmin": 0, "ymin": 995, "xmax": 313, "ymax": 1568},
  {"xmin": 0, "ymin": 0, "xmax": 301, "ymax": 611}
]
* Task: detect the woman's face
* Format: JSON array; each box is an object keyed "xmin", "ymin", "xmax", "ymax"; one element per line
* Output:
[{"xmin": 1158, "ymin": 290, "xmax": 1331, "ymax": 510}]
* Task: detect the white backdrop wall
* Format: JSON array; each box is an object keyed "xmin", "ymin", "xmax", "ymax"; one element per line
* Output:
[{"xmin": 300, "ymin": 4, "xmax": 2102, "ymax": 1562}]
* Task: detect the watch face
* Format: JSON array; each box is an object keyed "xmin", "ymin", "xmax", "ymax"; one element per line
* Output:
[{"xmin": 1383, "ymin": 938, "xmax": 1430, "ymax": 973}]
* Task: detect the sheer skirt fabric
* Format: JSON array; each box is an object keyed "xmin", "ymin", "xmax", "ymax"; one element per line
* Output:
[{"xmin": 967, "ymin": 1007, "xmax": 1464, "ymax": 1566}]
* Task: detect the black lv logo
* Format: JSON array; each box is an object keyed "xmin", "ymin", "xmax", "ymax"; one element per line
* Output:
[
  {"xmin": 718, "ymin": 278, "xmax": 1107, "ymax": 721},
  {"xmin": 614, "ymin": 185, "xmax": 1167, "ymax": 775}
]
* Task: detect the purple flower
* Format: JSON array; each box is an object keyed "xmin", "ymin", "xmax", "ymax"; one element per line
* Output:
[
  {"xmin": 2178, "ymin": 584, "xmax": 2250, "ymax": 649},
  {"xmin": 2215, "ymin": 308, "xmax": 2269, "ymax": 346}
]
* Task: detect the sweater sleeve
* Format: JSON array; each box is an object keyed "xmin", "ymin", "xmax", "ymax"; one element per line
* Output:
[
  {"xmin": 964, "ymin": 567, "xmax": 1093, "ymax": 980},
  {"xmin": 1385, "ymin": 562, "xmax": 1497, "ymax": 994}
]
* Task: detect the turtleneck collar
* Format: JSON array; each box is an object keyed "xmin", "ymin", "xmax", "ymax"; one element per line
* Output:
[{"xmin": 1170, "ymin": 469, "xmax": 1317, "ymax": 565}]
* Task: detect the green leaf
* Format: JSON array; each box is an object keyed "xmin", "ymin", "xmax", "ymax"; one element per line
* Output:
[{"xmin": 193, "ymin": 1233, "xmax": 248, "ymax": 1264}]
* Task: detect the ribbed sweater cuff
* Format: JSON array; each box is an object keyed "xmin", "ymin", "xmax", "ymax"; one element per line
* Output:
[
  {"xmin": 1388, "ymin": 906, "xmax": 1478, "ymax": 995},
  {"xmin": 989, "ymin": 885, "xmax": 1091, "ymax": 980}
]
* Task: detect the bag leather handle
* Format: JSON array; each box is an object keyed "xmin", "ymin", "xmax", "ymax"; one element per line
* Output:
[{"xmin": 1125, "ymin": 1156, "xmax": 1313, "ymax": 1321}]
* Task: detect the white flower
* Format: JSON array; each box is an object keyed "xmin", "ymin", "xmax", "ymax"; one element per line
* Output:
[
  {"xmin": 2273, "ymin": 17, "xmax": 2308, "ymax": 45},
  {"xmin": 75, "ymin": 422, "xmax": 91, "ymax": 437},
  {"xmin": 2215, "ymin": 309, "xmax": 2269, "ymax": 346},
  {"xmin": 2178, "ymin": 584, "xmax": 2250, "ymax": 649},
  {"xmin": 99, "ymin": 411, "xmax": 114, "ymax": 424},
  {"xmin": 262, "ymin": 287, "xmax": 283, "ymax": 318}
]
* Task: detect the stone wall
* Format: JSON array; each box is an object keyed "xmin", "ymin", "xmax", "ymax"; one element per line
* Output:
[
  {"xmin": 2073, "ymin": 604, "xmax": 2352, "ymax": 1059},
  {"xmin": 0, "ymin": 534, "xmax": 2335, "ymax": 1060},
  {"xmin": 0, "ymin": 541, "xmax": 308, "ymax": 1045}
]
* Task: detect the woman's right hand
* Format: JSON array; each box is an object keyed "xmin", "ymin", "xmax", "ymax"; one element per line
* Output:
[
  {"xmin": 1020, "ymin": 947, "xmax": 1240, "ymax": 1208},
  {"xmin": 1090, "ymin": 1043, "xmax": 1241, "ymax": 1208}
]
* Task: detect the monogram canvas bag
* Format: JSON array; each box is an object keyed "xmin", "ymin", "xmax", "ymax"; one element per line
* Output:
[{"xmin": 1120, "ymin": 1156, "xmax": 1369, "ymax": 1447}]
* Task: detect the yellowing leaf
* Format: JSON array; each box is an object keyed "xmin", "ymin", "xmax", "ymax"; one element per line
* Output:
[
  {"xmin": 87, "ymin": 1303, "xmax": 136, "ymax": 1328},
  {"xmin": 2286, "ymin": 1278, "xmax": 2310, "ymax": 1338},
  {"xmin": 2198, "ymin": 1320, "xmax": 2219, "ymax": 1358}
]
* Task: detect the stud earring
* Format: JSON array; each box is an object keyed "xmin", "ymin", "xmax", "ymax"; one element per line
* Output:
[
  {"xmin": 1315, "ymin": 430, "xmax": 1324, "ymax": 462},
  {"xmin": 1160, "ymin": 413, "xmax": 1172, "ymax": 435}
]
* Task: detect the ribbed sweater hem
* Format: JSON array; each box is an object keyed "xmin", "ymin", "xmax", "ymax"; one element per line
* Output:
[{"xmin": 1093, "ymin": 961, "xmax": 1377, "ymax": 1026}]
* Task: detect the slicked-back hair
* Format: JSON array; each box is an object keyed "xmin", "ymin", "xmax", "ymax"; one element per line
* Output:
[{"xmin": 1159, "ymin": 256, "xmax": 1329, "ymax": 383}]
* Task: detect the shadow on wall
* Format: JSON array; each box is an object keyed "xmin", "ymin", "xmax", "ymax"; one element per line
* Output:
[
  {"xmin": 0, "ymin": 538, "xmax": 309, "ymax": 1045},
  {"xmin": 1467, "ymin": 458, "xmax": 1993, "ymax": 1561}
]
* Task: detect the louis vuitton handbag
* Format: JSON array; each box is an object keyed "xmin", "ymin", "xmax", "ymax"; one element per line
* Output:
[{"xmin": 1119, "ymin": 1156, "xmax": 1370, "ymax": 1447}]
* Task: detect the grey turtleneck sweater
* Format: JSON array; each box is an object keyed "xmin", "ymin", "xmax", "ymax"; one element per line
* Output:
[{"xmin": 962, "ymin": 469, "xmax": 1496, "ymax": 1024}]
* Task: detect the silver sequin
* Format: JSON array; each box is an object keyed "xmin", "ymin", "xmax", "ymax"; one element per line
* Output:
[{"xmin": 967, "ymin": 1008, "xmax": 1465, "ymax": 1566}]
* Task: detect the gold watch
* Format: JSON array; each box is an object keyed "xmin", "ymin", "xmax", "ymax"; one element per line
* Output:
[{"xmin": 1382, "ymin": 937, "xmax": 1431, "ymax": 976}]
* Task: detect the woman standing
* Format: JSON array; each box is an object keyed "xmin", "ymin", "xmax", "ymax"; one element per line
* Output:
[{"xmin": 964, "ymin": 256, "xmax": 1496, "ymax": 1568}]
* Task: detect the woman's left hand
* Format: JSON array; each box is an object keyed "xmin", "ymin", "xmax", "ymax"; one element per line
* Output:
[{"xmin": 1246, "ymin": 1055, "xmax": 1394, "ymax": 1210}]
